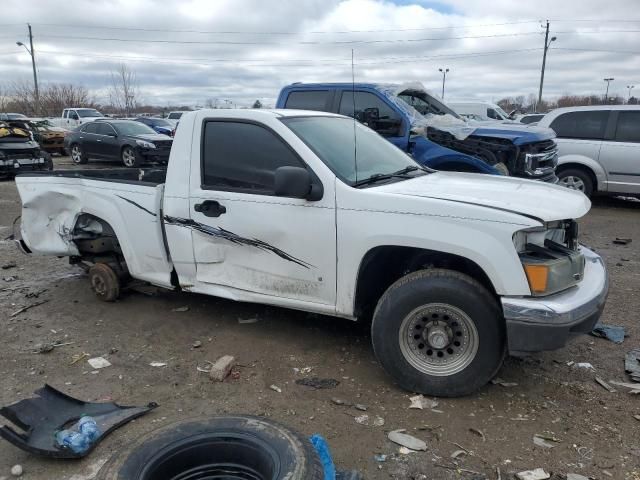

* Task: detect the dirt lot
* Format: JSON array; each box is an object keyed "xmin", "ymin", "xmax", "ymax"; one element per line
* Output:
[{"xmin": 1, "ymin": 157, "xmax": 639, "ymax": 480}]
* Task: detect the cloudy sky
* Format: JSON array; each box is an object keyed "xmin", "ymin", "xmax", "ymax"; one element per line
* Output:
[{"xmin": 1, "ymin": 0, "xmax": 638, "ymax": 107}]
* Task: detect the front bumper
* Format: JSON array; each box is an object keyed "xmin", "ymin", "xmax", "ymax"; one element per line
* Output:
[
  {"xmin": 136, "ymin": 146, "xmax": 170, "ymax": 164},
  {"xmin": 501, "ymin": 246, "xmax": 608, "ymax": 354},
  {"xmin": 0, "ymin": 157, "xmax": 48, "ymax": 176}
]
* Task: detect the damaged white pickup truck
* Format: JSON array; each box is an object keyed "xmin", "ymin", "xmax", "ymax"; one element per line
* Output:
[{"xmin": 15, "ymin": 109, "xmax": 608, "ymax": 396}]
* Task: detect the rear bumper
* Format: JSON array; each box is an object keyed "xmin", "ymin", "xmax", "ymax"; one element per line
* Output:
[{"xmin": 501, "ymin": 246, "xmax": 608, "ymax": 354}]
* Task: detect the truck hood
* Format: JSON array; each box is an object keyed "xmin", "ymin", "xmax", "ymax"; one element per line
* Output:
[
  {"xmin": 466, "ymin": 123, "xmax": 556, "ymax": 145},
  {"xmin": 376, "ymin": 171, "xmax": 590, "ymax": 222}
]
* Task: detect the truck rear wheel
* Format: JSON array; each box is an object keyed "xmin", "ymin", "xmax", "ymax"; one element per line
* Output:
[
  {"xmin": 89, "ymin": 263, "xmax": 120, "ymax": 302},
  {"xmin": 371, "ymin": 269, "xmax": 505, "ymax": 397}
]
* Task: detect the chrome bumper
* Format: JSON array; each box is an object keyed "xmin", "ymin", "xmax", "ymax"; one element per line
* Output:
[{"xmin": 501, "ymin": 246, "xmax": 608, "ymax": 354}]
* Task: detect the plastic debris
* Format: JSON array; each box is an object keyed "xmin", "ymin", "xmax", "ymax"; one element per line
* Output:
[
  {"xmin": 310, "ymin": 434, "xmax": 336, "ymax": 480},
  {"xmin": 269, "ymin": 385, "xmax": 282, "ymax": 393},
  {"xmin": 87, "ymin": 357, "xmax": 111, "ymax": 369},
  {"xmin": 575, "ymin": 362, "xmax": 594, "ymax": 370},
  {"xmin": 515, "ymin": 468, "xmax": 550, "ymax": 480},
  {"xmin": 595, "ymin": 377, "xmax": 616, "ymax": 393},
  {"xmin": 10, "ymin": 465, "xmax": 22, "ymax": 477},
  {"xmin": 450, "ymin": 449, "xmax": 467, "ymax": 459},
  {"xmin": 626, "ymin": 348, "xmax": 640, "ymax": 382},
  {"xmin": 609, "ymin": 381, "xmax": 640, "ymax": 394},
  {"xmin": 295, "ymin": 377, "xmax": 340, "ymax": 389},
  {"xmin": 388, "ymin": 429, "xmax": 427, "ymax": 451},
  {"xmin": 149, "ymin": 362, "xmax": 167, "ymax": 367},
  {"xmin": 192, "ymin": 340, "xmax": 202, "ymax": 349},
  {"xmin": 353, "ymin": 415, "xmax": 384, "ymax": 427},
  {"xmin": 633, "ymin": 414, "xmax": 640, "ymax": 422},
  {"xmin": 331, "ymin": 398, "xmax": 346, "ymax": 406},
  {"xmin": 354, "ymin": 404, "xmax": 368, "ymax": 411},
  {"xmin": 398, "ymin": 446, "xmax": 416, "ymax": 454},
  {"xmin": 172, "ymin": 306, "xmax": 189, "ymax": 312},
  {"xmin": 590, "ymin": 323, "xmax": 626, "ymax": 344},
  {"xmin": 408, "ymin": 394, "xmax": 438, "ymax": 410},
  {"xmin": 374, "ymin": 454, "xmax": 387, "ymax": 462},
  {"xmin": 532, "ymin": 434, "xmax": 557, "ymax": 449},
  {"xmin": 566, "ymin": 474, "xmax": 589, "ymax": 480},
  {"xmin": 613, "ymin": 237, "xmax": 632, "ymax": 245}
]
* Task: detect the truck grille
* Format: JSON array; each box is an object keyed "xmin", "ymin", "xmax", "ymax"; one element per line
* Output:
[
  {"xmin": 153, "ymin": 140, "xmax": 172, "ymax": 153},
  {"xmin": 3, "ymin": 149, "xmax": 40, "ymax": 160},
  {"xmin": 519, "ymin": 140, "xmax": 558, "ymax": 177}
]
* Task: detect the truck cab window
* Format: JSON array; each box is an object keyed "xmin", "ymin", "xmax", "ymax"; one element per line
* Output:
[
  {"xmin": 339, "ymin": 91, "xmax": 402, "ymax": 137},
  {"xmin": 284, "ymin": 91, "xmax": 330, "ymax": 111},
  {"xmin": 202, "ymin": 121, "xmax": 305, "ymax": 194}
]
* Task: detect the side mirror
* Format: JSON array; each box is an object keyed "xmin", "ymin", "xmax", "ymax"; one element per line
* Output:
[{"xmin": 274, "ymin": 166, "xmax": 322, "ymax": 201}]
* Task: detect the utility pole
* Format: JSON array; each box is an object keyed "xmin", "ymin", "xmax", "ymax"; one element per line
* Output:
[
  {"xmin": 603, "ymin": 78, "xmax": 614, "ymax": 103},
  {"xmin": 627, "ymin": 85, "xmax": 635, "ymax": 102},
  {"xmin": 16, "ymin": 24, "xmax": 40, "ymax": 116},
  {"xmin": 537, "ymin": 20, "xmax": 557, "ymax": 109},
  {"xmin": 438, "ymin": 68, "xmax": 449, "ymax": 100}
]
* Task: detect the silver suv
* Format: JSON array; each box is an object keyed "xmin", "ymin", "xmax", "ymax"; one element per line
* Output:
[{"xmin": 538, "ymin": 106, "xmax": 640, "ymax": 198}]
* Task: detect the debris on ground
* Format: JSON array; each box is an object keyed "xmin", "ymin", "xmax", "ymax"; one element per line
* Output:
[
  {"xmin": 532, "ymin": 434, "xmax": 559, "ymax": 449},
  {"xmin": 209, "ymin": 355, "xmax": 236, "ymax": 382},
  {"xmin": 238, "ymin": 317, "xmax": 259, "ymax": 324},
  {"xmin": 172, "ymin": 306, "xmax": 189, "ymax": 312},
  {"xmin": 515, "ymin": 468, "xmax": 550, "ymax": 480},
  {"xmin": 10, "ymin": 465, "xmax": 22, "ymax": 477},
  {"xmin": 87, "ymin": 357, "xmax": 111, "ymax": 369},
  {"xmin": 191, "ymin": 340, "xmax": 202, "ymax": 349},
  {"xmin": 590, "ymin": 322, "xmax": 626, "ymax": 343},
  {"xmin": 70, "ymin": 352, "xmax": 90, "ymax": 365},
  {"xmin": 387, "ymin": 429, "xmax": 427, "ymax": 451},
  {"xmin": 3, "ymin": 276, "xmax": 17, "ymax": 282},
  {"xmin": 34, "ymin": 341, "xmax": 74, "ymax": 354},
  {"xmin": 613, "ymin": 237, "xmax": 632, "ymax": 245},
  {"xmin": 626, "ymin": 348, "xmax": 640, "ymax": 382},
  {"xmin": 354, "ymin": 404, "xmax": 368, "ymax": 411},
  {"xmin": 595, "ymin": 376, "xmax": 617, "ymax": 393},
  {"xmin": 574, "ymin": 362, "xmax": 595, "ymax": 370},
  {"xmin": 450, "ymin": 449, "xmax": 467, "ymax": 459},
  {"xmin": 566, "ymin": 474, "xmax": 589, "ymax": 480},
  {"xmin": 609, "ymin": 381, "xmax": 640, "ymax": 394},
  {"xmin": 634, "ymin": 414, "xmax": 640, "ymax": 422},
  {"xmin": 331, "ymin": 398, "xmax": 349, "ymax": 406},
  {"xmin": 0, "ymin": 385, "xmax": 156, "ymax": 458},
  {"xmin": 149, "ymin": 362, "xmax": 167, "ymax": 367},
  {"xmin": 9, "ymin": 300, "xmax": 49, "ymax": 317},
  {"xmin": 373, "ymin": 454, "xmax": 387, "ymax": 462},
  {"xmin": 295, "ymin": 377, "xmax": 340, "ymax": 389},
  {"xmin": 491, "ymin": 377, "xmax": 518, "ymax": 387},
  {"xmin": 269, "ymin": 384, "xmax": 282, "ymax": 393},
  {"xmin": 408, "ymin": 394, "xmax": 438, "ymax": 410},
  {"xmin": 353, "ymin": 414, "xmax": 384, "ymax": 427},
  {"xmin": 469, "ymin": 427, "xmax": 486, "ymax": 442},
  {"xmin": 398, "ymin": 446, "xmax": 416, "ymax": 455},
  {"xmin": 1, "ymin": 262, "xmax": 16, "ymax": 270},
  {"xmin": 292, "ymin": 366, "xmax": 313, "ymax": 375}
]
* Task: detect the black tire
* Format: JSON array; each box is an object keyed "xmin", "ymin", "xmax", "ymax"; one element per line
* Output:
[
  {"xmin": 122, "ymin": 146, "xmax": 141, "ymax": 168},
  {"xmin": 371, "ymin": 269, "xmax": 505, "ymax": 397},
  {"xmin": 557, "ymin": 168, "xmax": 594, "ymax": 198},
  {"xmin": 89, "ymin": 263, "xmax": 120, "ymax": 302},
  {"xmin": 97, "ymin": 416, "xmax": 324, "ymax": 480},
  {"xmin": 70, "ymin": 143, "xmax": 88, "ymax": 164}
]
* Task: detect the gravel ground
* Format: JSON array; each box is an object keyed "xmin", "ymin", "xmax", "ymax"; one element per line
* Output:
[{"xmin": 0, "ymin": 157, "xmax": 639, "ymax": 480}]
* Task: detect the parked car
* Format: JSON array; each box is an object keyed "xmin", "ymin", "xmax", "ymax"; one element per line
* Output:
[
  {"xmin": 0, "ymin": 121, "xmax": 52, "ymax": 178},
  {"xmin": 5, "ymin": 118, "xmax": 68, "ymax": 155},
  {"xmin": 520, "ymin": 114, "xmax": 546, "ymax": 125},
  {"xmin": 0, "ymin": 113, "xmax": 29, "ymax": 121},
  {"xmin": 135, "ymin": 117, "xmax": 175, "ymax": 136},
  {"xmin": 166, "ymin": 111, "xmax": 190, "ymax": 126},
  {"xmin": 537, "ymin": 105, "xmax": 640, "ymax": 197},
  {"xmin": 50, "ymin": 108, "xmax": 105, "ymax": 129},
  {"xmin": 16, "ymin": 109, "xmax": 607, "ymax": 396},
  {"xmin": 276, "ymin": 83, "xmax": 558, "ymax": 182},
  {"xmin": 64, "ymin": 119, "xmax": 173, "ymax": 167},
  {"xmin": 448, "ymin": 101, "xmax": 513, "ymax": 121}
]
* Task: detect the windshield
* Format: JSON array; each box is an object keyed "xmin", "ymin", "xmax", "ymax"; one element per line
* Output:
[
  {"xmin": 77, "ymin": 109, "xmax": 103, "ymax": 118},
  {"xmin": 282, "ymin": 116, "xmax": 421, "ymax": 186},
  {"xmin": 397, "ymin": 91, "xmax": 461, "ymax": 119},
  {"xmin": 168, "ymin": 112, "xmax": 183, "ymax": 119},
  {"xmin": 149, "ymin": 118, "xmax": 171, "ymax": 127},
  {"xmin": 113, "ymin": 122, "xmax": 157, "ymax": 136}
]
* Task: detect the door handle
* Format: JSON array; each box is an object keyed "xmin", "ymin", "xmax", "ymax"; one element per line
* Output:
[{"xmin": 194, "ymin": 200, "xmax": 226, "ymax": 217}]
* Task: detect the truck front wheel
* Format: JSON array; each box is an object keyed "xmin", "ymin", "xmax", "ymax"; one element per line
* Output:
[{"xmin": 371, "ymin": 269, "xmax": 505, "ymax": 397}]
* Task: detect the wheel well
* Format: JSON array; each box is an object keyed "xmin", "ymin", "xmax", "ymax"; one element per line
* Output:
[
  {"xmin": 556, "ymin": 163, "xmax": 598, "ymax": 193},
  {"xmin": 354, "ymin": 246, "xmax": 497, "ymax": 321}
]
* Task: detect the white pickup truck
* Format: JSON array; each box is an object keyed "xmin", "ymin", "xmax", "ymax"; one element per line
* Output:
[
  {"xmin": 15, "ymin": 109, "xmax": 608, "ymax": 396},
  {"xmin": 49, "ymin": 108, "xmax": 105, "ymax": 129}
]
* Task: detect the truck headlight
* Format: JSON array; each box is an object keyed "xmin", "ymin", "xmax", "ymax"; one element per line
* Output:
[{"xmin": 136, "ymin": 140, "xmax": 156, "ymax": 149}]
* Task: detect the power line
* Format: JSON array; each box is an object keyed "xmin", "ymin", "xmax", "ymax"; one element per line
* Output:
[{"xmin": 552, "ymin": 47, "xmax": 640, "ymax": 55}]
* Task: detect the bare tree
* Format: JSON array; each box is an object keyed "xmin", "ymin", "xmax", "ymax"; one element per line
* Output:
[
  {"xmin": 204, "ymin": 98, "xmax": 219, "ymax": 109},
  {"xmin": 252, "ymin": 99, "xmax": 262, "ymax": 109},
  {"xmin": 108, "ymin": 63, "xmax": 139, "ymax": 116},
  {"xmin": 40, "ymin": 83, "xmax": 93, "ymax": 116},
  {"xmin": 0, "ymin": 83, "xmax": 10, "ymax": 113}
]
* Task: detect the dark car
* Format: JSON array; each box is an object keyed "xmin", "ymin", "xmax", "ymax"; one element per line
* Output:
[
  {"xmin": 135, "ymin": 117, "xmax": 175, "ymax": 136},
  {"xmin": 64, "ymin": 120, "xmax": 173, "ymax": 167}
]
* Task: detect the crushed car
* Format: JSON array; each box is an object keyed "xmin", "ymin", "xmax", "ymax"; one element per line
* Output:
[{"xmin": 0, "ymin": 121, "xmax": 53, "ymax": 178}]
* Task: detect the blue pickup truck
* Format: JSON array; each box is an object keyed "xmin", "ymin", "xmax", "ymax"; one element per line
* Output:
[{"xmin": 276, "ymin": 83, "xmax": 558, "ymax": 182}]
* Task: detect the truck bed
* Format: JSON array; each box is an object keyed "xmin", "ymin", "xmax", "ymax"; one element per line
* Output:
[{"xmin": 17, "ymin": 167, "xmax": 167, "ymax": 186}]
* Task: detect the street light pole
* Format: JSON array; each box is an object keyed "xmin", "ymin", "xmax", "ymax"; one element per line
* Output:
[
  {"xmin": 603, "ymin": 78, "xmax": 614, "ymax": 103},
  {"xmin": 438, "ymin": 68, "xmax": 449, "ymax": 100},
  {"xmin": 16, "ymin": 23, "xmax": 40, "ymax": 116},
  {"xmin": 627, "ymin": 85, "xmax": 635, "ymax": 102},
  {"xmin": 537, "ymin": 20, "xmax": 557, "ymax": 108}
]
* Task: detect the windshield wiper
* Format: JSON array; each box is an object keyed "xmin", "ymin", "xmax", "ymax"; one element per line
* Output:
[{"xmin": 352, "ymin": 165, "xmax": 425, "ymax": 187}]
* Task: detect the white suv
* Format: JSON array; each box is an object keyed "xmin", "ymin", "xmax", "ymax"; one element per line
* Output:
[{"xmin": 538, "ymin": 105, "xmax": 640, "ymax": 198}]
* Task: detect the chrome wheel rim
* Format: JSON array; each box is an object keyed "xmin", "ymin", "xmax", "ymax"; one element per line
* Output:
[
  {"xmin": 71, "ymin": 146, "xmax": 81, "ymax": 164},
  {"xmin": 122, "ymin": 148, "xmax": 135, "ymax": 167},
  {"xmin": 560, "ymin": 175, "xmax": 585, "ymax": 191},
  {"xmin": 399, "ymin": 303, "xmax": 479, "ymax": 377}
]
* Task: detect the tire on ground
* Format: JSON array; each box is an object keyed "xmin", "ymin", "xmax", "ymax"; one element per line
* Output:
[
  {"xmin": 371, "ymin": 268, "xmax": 505, "ymax": 397},
  {"xmin": 557, "ymin": 168, "xmax": 594, "ymax": 198},
  {"xmin": 96, "ymin": 416, "xmax": 324, "ymax": 480},
  {"xmin": 89, "ymin": 263, "xmax": 120, "ymax": 302}
]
